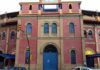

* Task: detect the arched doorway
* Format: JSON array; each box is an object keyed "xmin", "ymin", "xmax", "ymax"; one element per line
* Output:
[
  {"xmin": 43, "ymin": 44, "xmax": 58, "ymax": 70},
  {"xmin": 85, "ymin": 49, "xmax": 95, "ymax": 67}
]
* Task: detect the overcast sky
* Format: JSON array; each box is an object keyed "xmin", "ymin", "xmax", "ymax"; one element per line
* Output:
[{"xmin": 0, "ymin": 0, "xmax": 100, "ymax": 14}]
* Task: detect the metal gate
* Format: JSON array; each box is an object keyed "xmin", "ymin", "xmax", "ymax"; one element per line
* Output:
[{"xmin": 43, "ymin": 52, "xmax": 58, "ymax": 70}]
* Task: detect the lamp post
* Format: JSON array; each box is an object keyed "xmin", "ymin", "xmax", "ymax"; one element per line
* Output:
[
  {"xmin": 26, "ymin": 48, "xmax": 30, "ymax": 70},
  {"xmin": 17, "ymin": 24, "xmax": 30, "ymax": 70},
  {"xmin": 26, "ymin": 33, "xmax": 30, "ymax": 70}
]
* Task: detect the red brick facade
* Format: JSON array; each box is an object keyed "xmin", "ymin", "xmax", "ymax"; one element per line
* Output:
[{"xmin": 0, "ymin": 0, "xmax": 100, "ymax": 70}]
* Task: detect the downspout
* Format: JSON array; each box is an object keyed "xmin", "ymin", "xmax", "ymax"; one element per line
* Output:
[
  {"xmin": 94, "ymin": 16, "xmax": 100, "ymax": 68},
  {"xmin": 80, "ymin": 12, "xmax": 86, "ymax": 66}
]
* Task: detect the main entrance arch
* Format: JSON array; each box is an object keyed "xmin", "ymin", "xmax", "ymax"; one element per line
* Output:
[{"xmin": 43, "ymin": 44, "xmax": 58, "ymax": 70}]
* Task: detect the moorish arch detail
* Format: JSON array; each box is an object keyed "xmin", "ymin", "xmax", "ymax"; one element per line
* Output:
[{"xmin": 40, "ymin": 42, "xmax": 60, "ymax": 54}]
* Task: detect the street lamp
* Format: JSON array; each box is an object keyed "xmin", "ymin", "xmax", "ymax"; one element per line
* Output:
[
  {"xmin": 26, "ymin": 48, "xmax": 30, "ymax": 70},
  {"xmin": 26, "ymin": 33, "xmax": 30, "ymax": 70},
  {"xmin": 17, "ymin": 24, "xmax": 30, "ymax": 70}
]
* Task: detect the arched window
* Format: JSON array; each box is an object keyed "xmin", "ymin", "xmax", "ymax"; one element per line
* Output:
[
  {"xmin": 29, "ymin": 5, "xmax": 32, "ymax": 10},
  {"xmin": 71, "ymin": 50, "xmax": 76, "ymax": 64},
  {"xmin": 98, "ymin": 31, "xmax": 100, "ymax": 39},
  {"xmin": 10, "ymin": 31, "xmax": 16, "ymax": 39},
  {"xmin": 25, "ymin": 48, "xmax": 30, "ymax": 64},
  {"xmin": 26, "ymin": 23, "xmax": 32, "ymax": 34},
  {"xmin": 69, "ymin": 22, "xmax": 75, "ymax": 33},
  {"xmin": 38, "ymin": 4, "xmax": 42, "ymax": 10},
  {"xmin": 59, "ymin": 4, "xmax": 62, "ymax": 9},
  {"xmin": 84, "ymin": 30, "xmax": 87, "ymax": 38},
  {"xmin": 2, "ymin": 32, "xmax": 6, "ymax": 40},
  {"xmin": 88, "ymin": 30, "xmax": 93, "ymax": 38},
  {"xmin": 69, "ymin": 4, "xmax": 72, "ymax": 9},
  {"xmin": 20, "ymin": 5, "xmax": 22, "ymax": 10},
  {"xmin": 52, "ymin": 23, "xmax": 57, "ymax": 33},
  {"xmin": 44, "ymin": 23, "xmax": 49, "ymax": 33}
]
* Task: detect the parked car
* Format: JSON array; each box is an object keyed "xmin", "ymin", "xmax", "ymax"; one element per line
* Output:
[
  {"xmin": 8, "ymin": 67, "xmax": 26, "ymax": 70},
  {"xmin": 93, "ymin": 69, "xmax": 100, "ymax": 70},
  {"xmin": 72, "ymin": 66, "xmax": 93, "ymax": 70}
]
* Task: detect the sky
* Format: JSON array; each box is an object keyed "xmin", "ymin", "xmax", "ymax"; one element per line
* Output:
[{"xmin": 0, "ymin": 0, "xmax": 100, "ymax": 14}]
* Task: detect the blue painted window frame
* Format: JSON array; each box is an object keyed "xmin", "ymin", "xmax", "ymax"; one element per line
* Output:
[
  {"xmin": 44, "ymin": 23, "xmax": 49, "ymax": 34},
  {"xmin": 25, "ymin": 49, "xmax": 30, "ymax": 64},
  {"xmin": 52, "ymin": 23, "xmax": 57, "ymax": 33},
  {"xmin": 26, "ymin": 23, "xmax": 32, "ymax": 34},
  {"xmin": 71, "ymin": 50, "xmax": 76, "ymax": 64},
  {"xmin": 69, "ymin": 22, "xmax": 75, "ymax": 33}
]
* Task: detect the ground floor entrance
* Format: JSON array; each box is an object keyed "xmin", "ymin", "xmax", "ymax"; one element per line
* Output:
[
  {"xmin": 86, "ymin": 54, "xmax": 100, "ymax": 68},
  {"xmin": 43, "ymin": 44, "xmax": 58, "ymax": 70},
  {"xmin": 0, "ymin": 53, "xmax": 15, "ymax": 69},
  {"xmin": 86, "ymin": 55, "xmax": 94, "ymax": 67}
]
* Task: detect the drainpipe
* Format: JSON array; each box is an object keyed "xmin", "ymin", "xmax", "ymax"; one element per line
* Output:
[
  {"xmin": 4, "ymin": 12, "xmax": 9, "ymax": 54},
  {"xmin": 94, "ymin": 13, "xmax": 100, "ymax": 68},
  {"xmin": 80, "ymin": 13, "xmax": 86, "ymax": 66},
  {"xmin": 20, "ymin": 29, "xmax": 31, "ymax": 70},
  {"xmin": 26, "ymin": 33, "xmax": 30, "ymax": 70},
  {"xmin": 6, "ymin": 28, "xmax": 9, "ymax": 53}
]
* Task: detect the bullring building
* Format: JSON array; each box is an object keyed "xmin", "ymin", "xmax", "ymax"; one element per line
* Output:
[{"xmin": 0, "ymin": 0, "xmax": 100, "ymax": 70}]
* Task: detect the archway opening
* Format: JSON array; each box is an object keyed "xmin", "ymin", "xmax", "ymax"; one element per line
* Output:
[
  {"xmin": 43, "ymin": 44, "xmax": 58, "ymax": 70},
  {"xmin": 43, "ymin": 44, "xmax": 58, "ymax": 53},
  {"xmin": 85, "ymin": 49, "xmax": 95, "ymax": 67}
]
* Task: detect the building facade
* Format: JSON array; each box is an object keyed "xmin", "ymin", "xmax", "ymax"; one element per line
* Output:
[{"xmin": 0, "ymin": 0, "xmax": 100, "ymax": 70}]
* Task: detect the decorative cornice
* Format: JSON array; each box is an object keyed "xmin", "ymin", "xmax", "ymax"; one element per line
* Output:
[{"xmin": 17, "ymin": 37, "xmax": 83, "ymax": 40}]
